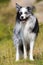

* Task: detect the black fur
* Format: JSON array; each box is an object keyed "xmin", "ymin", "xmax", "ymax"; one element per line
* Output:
[
  {"xmin": 16, "ymin": 11, "xmax": 29, "ymax": 22},
  {"xmin": 32, "ymin": 18, "xmax": 39, "ymax": 36}
]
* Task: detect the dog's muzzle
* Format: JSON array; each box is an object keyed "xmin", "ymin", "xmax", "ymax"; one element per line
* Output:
[{"xmin": 20, "ymin": 17, "xmax": 29, "ymax": 22}]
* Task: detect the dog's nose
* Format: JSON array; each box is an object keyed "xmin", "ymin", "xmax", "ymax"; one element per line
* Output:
[{"xmin": 21, "ymin": 16, "xmax": 23, "ymax": 19}]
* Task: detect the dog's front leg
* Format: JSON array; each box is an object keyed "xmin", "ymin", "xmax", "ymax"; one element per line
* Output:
[
  {"xmin": 23, "ymin": 42, "xmax": 27, "ymax": 59},
  {"xmin": 16, "ymin": 44, "xmax": 20, "ymax": 61},
  {"xmin": 29, "ymin": 40, "xmax": 34, "ymax": 61}
]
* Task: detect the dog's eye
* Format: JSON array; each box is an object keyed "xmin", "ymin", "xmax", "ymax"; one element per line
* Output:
[
  {"xmin": 20, "ymin": 12, "xmax": 22, "ymax": 15},
  {"xmin": 25, "ymin": 12, "xmax": 28, "ymax": 14}
]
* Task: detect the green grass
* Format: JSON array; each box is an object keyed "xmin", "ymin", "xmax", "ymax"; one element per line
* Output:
[
  {"xmin": 0, "ymin": 0, "xmax": 10, "ymax": 3},
  {"xmin": 0, "ymin": 14, "xmax": 43, "ymax": 65},
  {"xmin": 0, "ymin": 1, "xmax": 43, "ymax": 65},
  {"xmin": 36, "ymin": 0, "xmax": 43, "ymax": 2}
]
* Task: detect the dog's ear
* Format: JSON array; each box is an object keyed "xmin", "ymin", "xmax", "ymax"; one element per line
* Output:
[
  {"xmin": 27, "ymin": 6, "xmax": 36, "ymax": 12},
  {"xmin": 31, "ymin": 6, "xmax": 36, "ymax": 12},
  {"xmin": 27, "ymin": 7, "xmax": 31, "ymax": 12},
  {"xmin": 16, "ymin": 3, "xmax": 22, "ymax": 11}
]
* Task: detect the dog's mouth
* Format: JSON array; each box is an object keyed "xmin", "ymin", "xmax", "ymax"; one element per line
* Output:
[{"xmin": 20, "ymin": 17, "xmax": 29, "ymax": 23}]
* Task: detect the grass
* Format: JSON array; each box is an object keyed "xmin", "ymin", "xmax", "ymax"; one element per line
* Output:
[
  {"xmin": 36, "ymin": 0, "xmax": 43, "ymax": 2},
  {"xmin": 0, "ymin": 0, "xmax": 10, "ymax": 3},
  {"xmin": 0, "ymin": 1, "xmax": 43, "ymax": 65},
  {"xmin": 0, "ymin": 22, "xmax": 43, "ymax": 65}
]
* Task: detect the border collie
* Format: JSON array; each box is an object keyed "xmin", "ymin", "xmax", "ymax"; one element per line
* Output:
[{"xmin": 13, "ymin": 3, "xmax": 39, "ymax": 61}]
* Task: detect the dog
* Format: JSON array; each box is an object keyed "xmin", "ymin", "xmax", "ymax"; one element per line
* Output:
[{"xmin": 13, "ymin": 3, "xmax": 39, "ymax": 61}]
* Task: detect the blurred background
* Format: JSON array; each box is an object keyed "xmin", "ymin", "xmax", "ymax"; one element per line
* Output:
[{"xmin": 0, "ymin": 0, "xmax": 43, "ymax": 65}]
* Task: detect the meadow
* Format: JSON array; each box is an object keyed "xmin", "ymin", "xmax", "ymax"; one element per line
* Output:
[{"xmin": 0, "ymin": 0, "xmax": 43, "ymax": 65}]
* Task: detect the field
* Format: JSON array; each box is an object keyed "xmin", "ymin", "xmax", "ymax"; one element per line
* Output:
[{"xmin": 0, "ymin": 0, "xmax": 43, "ymax": 65}]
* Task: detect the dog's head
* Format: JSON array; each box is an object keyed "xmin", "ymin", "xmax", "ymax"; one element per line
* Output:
[{"xmin": 16, "ymin": 3, "xmax": 35, "ymax": 22}]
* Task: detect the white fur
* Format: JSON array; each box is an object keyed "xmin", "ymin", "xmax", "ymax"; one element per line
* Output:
[
  {"xmin": 20, "ymin": 15, "xmax": 36, "ymax": 60},
  {"xmin": 29, "ymin": 40, "xmax": 34, "ymax": 60},
  {"xmin": 16, "ymin": 45, "xmax": 19, "ymax": 61},
  {"xmin": 19, "ymin": 8, "xmax": 29, "ymax": 20}
]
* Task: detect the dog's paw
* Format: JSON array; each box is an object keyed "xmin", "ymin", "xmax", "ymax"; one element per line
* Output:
[
  {"xmin": 29, "ymin": 56, "xmax": 34, "ymax": 61},
  {"xmin": 16, "ymin": 56, "xmax": 19, "ymax": 61},
  {"xmin": 30, "ymin": 57, "xmax": 34, "ymax": 61},
  {"xmin": 16, "ymin": 58, "xmax": 19, "ymax": 61}
]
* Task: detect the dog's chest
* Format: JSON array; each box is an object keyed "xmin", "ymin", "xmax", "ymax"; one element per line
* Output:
[
  {"xmin": 20, "ymin": 20, "xmax": 31, "ymax": 40},
  {"xmin": 21, "ymin": 19, "xmax": 31, "ymax": 33},
  {"xmin": 20, "ymin": 16, "xmax": 36, "ymax": 41}
]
